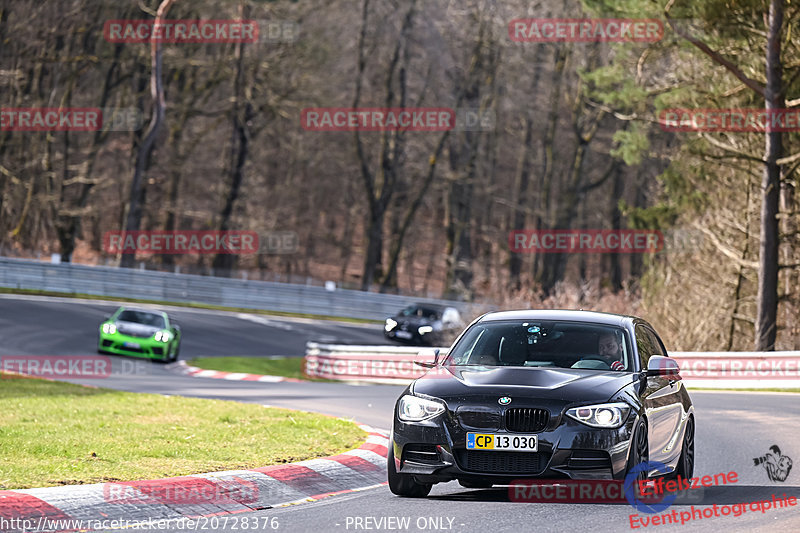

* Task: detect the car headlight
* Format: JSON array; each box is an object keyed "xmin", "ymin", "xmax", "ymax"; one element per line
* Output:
[
  {"xmin": 397, "ymin": 395, "xmax": 446, "ymax": 422},
  {"xmin": 154, "ymin": 330, "xmax": 172, "ymax": 342},
  {"xmin": 385, "ymin": 318, "xmax": 397, "ymax": 332},
  {"xmin": 102, "ymin": 323, "xmax": 117, "ymax": 334},
  {"xmin": 418, "ymin": 325, "xmax": 433, "ymax": 334},
  {"xmin": 565, "ymin": 402, "xmax": 631, "ymax": 428}
]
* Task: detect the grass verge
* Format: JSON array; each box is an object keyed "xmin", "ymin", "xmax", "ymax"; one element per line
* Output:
[
  {"xmin": 188, "ymin": 357, "xmax": 329, "ymax": 381},
  {"xmin": 0, "ymin": 374, "xmax": 366, "ymax": 490},
  {"xmin": 0, "ymin": 287, "xmax": 379, "ymax": 324}
]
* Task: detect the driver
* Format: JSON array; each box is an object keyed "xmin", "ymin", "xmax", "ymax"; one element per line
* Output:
[{"xmin": 598, "ymin": 332, "xmax": 625, "ymax": 371}]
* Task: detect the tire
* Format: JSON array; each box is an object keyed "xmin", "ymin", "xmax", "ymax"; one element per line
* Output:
[
  {"xmin": 387, "ymin": 446, "xmax": 432, "ymax": 498},
  {"xmin": 458, "ymin": 479, "xmax": 493, "ymax": 489},
  {"xmin": 673, "ymin": 416, "xmax": 695, "ymax": 479},
  {"xmin": 625, "ymin": 419, "xmax": 649, "ymax": 483},
  {"xmin": 168, "ymin": 340, "xmax": 180, "ymax": 363}
]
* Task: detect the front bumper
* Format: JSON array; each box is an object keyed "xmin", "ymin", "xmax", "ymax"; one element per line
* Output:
[
  {"xmin": 99, "ymin": 332, "xmax": 169, "ymax": 359},
  {"xmin": 392, "ymin": 402, "xmax": 637, "ymax": 484},
  {"xmin": 384, "ymin": 327, "xmax": 442, "ymax": 346}
]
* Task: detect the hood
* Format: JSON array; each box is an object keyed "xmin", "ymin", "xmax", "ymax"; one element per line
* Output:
[
  {"xmin": 411, "ymin": 365, "xmax": 635, "ymax": 405},
  {"xmin": 115, "ymin": 320, "xmax": 160, "ymax": 338}
]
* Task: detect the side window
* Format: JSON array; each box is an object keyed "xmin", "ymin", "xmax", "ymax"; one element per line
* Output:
[
  {"xmin": 635, "ymin": 325, "xmax": 653, "ymax": 370},
  {"xmin": 645, "ymin": 328, "xmax": 665, "ymax": 357}
]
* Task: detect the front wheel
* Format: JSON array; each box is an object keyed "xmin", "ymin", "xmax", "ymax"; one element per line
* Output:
[
  {"xmin": 674, "ymin": 416, "xmax": 695, "ymax": 479},
  {"xmin": 387, "ymin": 446, "xmax": 432, "ymax": 498},
  {"xmin": 168, "ymin": 339, "xmax": 180, "ymax": 363},
  {"xmin": 625, "ymin": 419, "xmax": 649, "ymax": 483}
]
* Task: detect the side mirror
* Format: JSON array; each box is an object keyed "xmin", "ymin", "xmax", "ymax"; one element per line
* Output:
[
  {"xmin": 414, "ymin": 348, "xmax": 440, "ymax": 368},
  {"xmin": 646, "ymin": 355, "xmax": 681, "ymax": 379}
]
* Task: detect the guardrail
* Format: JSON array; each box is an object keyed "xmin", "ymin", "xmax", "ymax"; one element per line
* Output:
[
  {"xmin": 0, "ymin": 256, "xmax": 468, "ymax": 321},
  {"xmin": 303, "ymin": 343, "xmax": 800, "ymax": 389}
]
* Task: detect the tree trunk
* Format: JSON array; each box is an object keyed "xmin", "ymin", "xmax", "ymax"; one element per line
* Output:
[
  {"xmin": 755, "ymin": 0, "xmax": 783, "ymax": 350},
  {"xmin": 120, "ymin": 0, "xmax": 176, "ymax": 268},
  {"xmin": 213, "ymin": 4, "xmax": 253, "ymax": 277}
]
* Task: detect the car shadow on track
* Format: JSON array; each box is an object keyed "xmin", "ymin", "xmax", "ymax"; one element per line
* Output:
[{"xmin": 427, "ymin": 484, "xmax": 800, "ymax": 507}]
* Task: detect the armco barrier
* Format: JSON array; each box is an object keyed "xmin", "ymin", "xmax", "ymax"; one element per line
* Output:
[
  {"xmin": 304, "ymin": 343, "xmax": 445, "ymax": 384},
  {"xmin": 303, "ymin": 343, "xmax": 800, "ymax": 389},
  {"xmin": 0, "ymin": 256, "xmax": 468, "ymax": 321}
]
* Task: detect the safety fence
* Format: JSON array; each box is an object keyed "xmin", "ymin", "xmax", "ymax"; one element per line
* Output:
[{"xmin": 0, "ymin": 256, "xmax": 466, "ymax": 321}]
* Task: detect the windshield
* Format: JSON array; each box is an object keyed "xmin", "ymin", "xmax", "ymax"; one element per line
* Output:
[
  {"xmin": 444, "ymin": 320, "xmax": 631, "ymax": 371},
  {"xmin": 400, "ymin": 305, "xmax": 441, "ymax": 320},
  {"xmin": 117, "ymin": 310, "xmax": 166, "ymax": 328}
]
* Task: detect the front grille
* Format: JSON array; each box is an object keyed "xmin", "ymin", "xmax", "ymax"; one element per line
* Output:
[
  {"xmin": 403, "ymin": 444, "xmax": 440, "ymax": 464},
  {"xmin": 458, "ymin": 409, "xmax": 501, "ymax": 430},
  {"xmin": 152, "ymin": 347, "xmax": 164, "ymax": 356},
  {"xmin": 567, "ymin": 449, "xmax": 611, "ymax": 470},
  {"xmin": 456, "ymin": 450, "xmax": 549, "ymax": 474},
  {"xmin": 505, "ymin": 408, "xmax": 549, "ymax": 432},
  {"xmin": 101, "ymin": 340, "xmax": 112, "ymax": 347}
]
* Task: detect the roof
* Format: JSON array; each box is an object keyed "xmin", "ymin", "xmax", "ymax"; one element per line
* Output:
[{"xmin": 477, "ymin": 309, "xmax": 637, "ymax": 328}]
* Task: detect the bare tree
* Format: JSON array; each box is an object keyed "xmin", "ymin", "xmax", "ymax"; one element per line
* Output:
[{"xmin": 120, "ymin": 0, "xmax": 176, "ymax": 268}]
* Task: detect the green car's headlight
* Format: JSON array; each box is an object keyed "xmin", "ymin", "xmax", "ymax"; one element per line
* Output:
[
  {"xmin": 154, "ymin": 330, "xmax": 172, "ymax": 342},
  {"xmin": 102, "ymin": 323, "xmax": 117, "ymax": 334},
  {"xmin": 397, "ymin": 395, "xmax": 445, "ymax": 422},
  {"xmin": 565, "ymin": 402, "xmax": 631, "ymax": 428}
]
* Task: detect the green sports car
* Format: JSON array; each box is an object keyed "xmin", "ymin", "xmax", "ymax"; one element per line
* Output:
[{"xmin": 98, "ymin": 307, "xmax": 181, "ymax": 363}]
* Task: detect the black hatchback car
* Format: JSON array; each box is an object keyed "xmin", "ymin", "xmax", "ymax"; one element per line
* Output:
[
  {"xmin": 384, "ymin": 303, "xmax": 463, "ymax": 346},
  {"xmin": 388, "ymin": 310, "xmax": 694, "ymax": 497}
]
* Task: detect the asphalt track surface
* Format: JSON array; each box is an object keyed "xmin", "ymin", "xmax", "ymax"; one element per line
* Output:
[{"xmin": 0, "ymin": 295, "xmax": 798, "ymax": 533}]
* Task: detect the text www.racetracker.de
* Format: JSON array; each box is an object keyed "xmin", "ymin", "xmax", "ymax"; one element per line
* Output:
[{"xmin": 0, "ymin": 515, "xmax": 280, "ymax": 532}]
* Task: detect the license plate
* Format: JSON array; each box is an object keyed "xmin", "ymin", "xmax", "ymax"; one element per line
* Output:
[
  {"xmin": 123, "ymin": 341, "xmax": 141, "ymax": 349},
  {"xmin": 395, "ymin": 331, "xmax": 413, "ymax": 339},
  {"xmin": 467, "ymin": 433, "xmax": 538, "ymax": 452}
]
